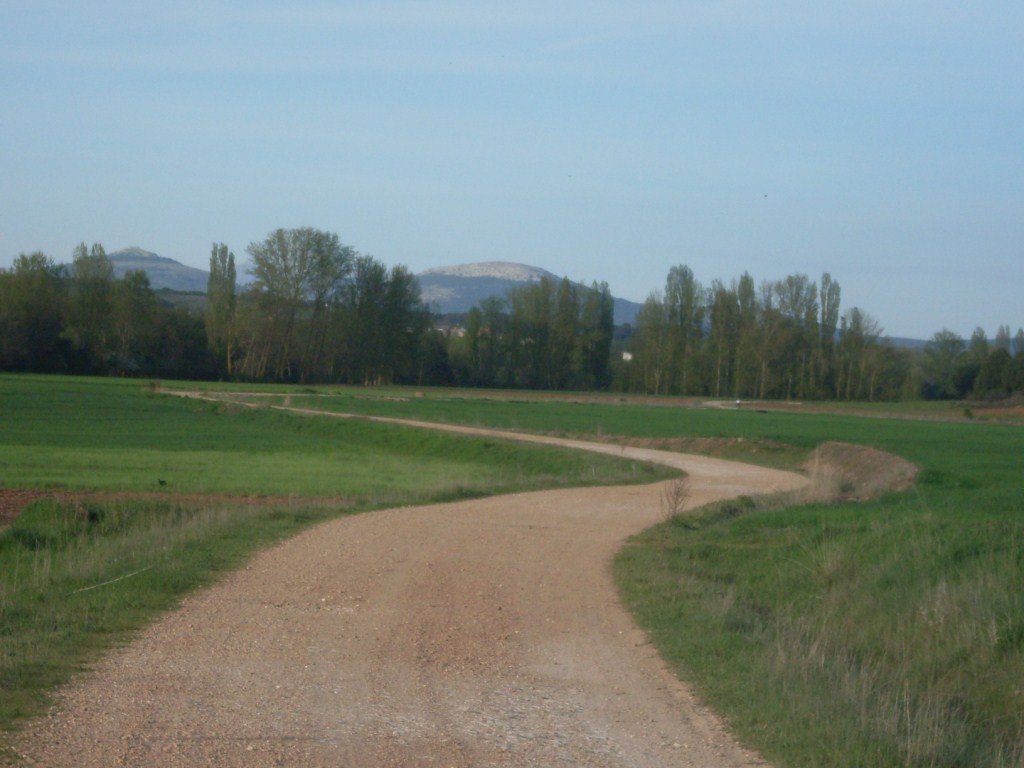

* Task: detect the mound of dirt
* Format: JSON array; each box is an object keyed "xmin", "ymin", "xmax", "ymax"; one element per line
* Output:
[{"xmin": 804, "ymin": 441, "xmax": 918, "ymax": 501}]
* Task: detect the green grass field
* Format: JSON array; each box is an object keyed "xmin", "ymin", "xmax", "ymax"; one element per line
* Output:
[
  {"xmin": 0, "ymin": 376, "xmax": 663, "ymax": 500},
  {"xmin": 3, "ymin": 377, "xmax": 1022, "ymax": 766},
  {"xmin": 0, "ymin": 375, "xmax": 669, "ymax": 751}
]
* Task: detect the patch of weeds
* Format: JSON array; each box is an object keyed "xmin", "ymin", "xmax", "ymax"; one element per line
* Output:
[{"xmin": 661, "ymin": 477, "xmax": 690, "ymax": 519}]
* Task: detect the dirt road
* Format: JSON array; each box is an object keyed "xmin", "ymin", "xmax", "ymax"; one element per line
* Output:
[{"xmin": 16, "ymin": 419, "xmax": 807, "ymax": 767}]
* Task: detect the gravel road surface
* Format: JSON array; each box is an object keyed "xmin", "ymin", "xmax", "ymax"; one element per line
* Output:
[{"xmin": 17, "ymin": 419, "xmax": 806, "ymax": 767}]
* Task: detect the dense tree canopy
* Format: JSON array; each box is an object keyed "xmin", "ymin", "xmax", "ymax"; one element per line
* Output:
[
  {"xmin": 205, "ymin": 242, "xmax": 237, "ymax": 376},
  {"xmin": 448, "ymin": 277, "xmax": 614, "ymax": 391},
  {"xmin": 608, "ymin": 267, "xmax": 1017, "ymax": 402},
  {"xmin": 2, "ymin": 241, "xmax": 1022, "ymax": 401}
]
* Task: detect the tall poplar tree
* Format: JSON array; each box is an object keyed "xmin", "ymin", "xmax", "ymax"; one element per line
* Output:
[
  {"xmin": 206, "ymin": 242, "xmax": 237, "ymax": 376},
  {"xmin": 664, "ymin": 265, "xmax": 704, "ymax": 394},
  {"xmin": 66, "ymin": 242, "xmax": 114, "ymax": 364},
  {"xmin": 818, "ymin": 273, "xmax": 841, "ymax": 395}
]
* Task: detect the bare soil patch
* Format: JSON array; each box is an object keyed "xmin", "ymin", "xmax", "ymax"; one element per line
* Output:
[
  {"xmin": 579, "ymin": 433, "xmax": 798, "ymax": 463},
  {"xmin": 0, "ymin": 489, "xmax": 49, "ymax": 531}
]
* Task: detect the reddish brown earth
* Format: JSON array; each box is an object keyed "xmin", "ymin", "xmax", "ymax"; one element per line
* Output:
[{"xmin": 14, "ymin": 417, "xmax": 811, "ymax": 767}]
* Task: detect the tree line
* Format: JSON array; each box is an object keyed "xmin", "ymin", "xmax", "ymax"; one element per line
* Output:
[
  {"xmin": 612, "ymin": 266, "xmax": 1024, "ymax": 401},
  {"xmin": 445, "ymin": 278, "xmax": 616, "ymax": 390},
  {"xmin": 0, "ymin": 244, "xmax": 209, "ymax": 378},
  {"xmin": 2, "ymin": 230, "xmax": 1022, "ymax": 401},
  {"xmin": 209, "ymin": 228, "xmax": 433, "ymax": 385},
  {"xmin": 0, "ymin": 230, "xmax": 434, "ymax": 385}
]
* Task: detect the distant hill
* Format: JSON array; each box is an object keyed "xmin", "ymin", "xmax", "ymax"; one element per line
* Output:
[
  {"xmin": 108, "ymin": 247, "xmax": 209, "ymax": 293},
  {"xmin": 888, "ymin": 337, "xmax": 928, "ymax": 350},
  {"xmin": 416, "ymin": 261, "xmax": 642, "ymax": 326},
  {"xmin": 94, "ymin": 251, "xmax": 644, "ymax": 325}
]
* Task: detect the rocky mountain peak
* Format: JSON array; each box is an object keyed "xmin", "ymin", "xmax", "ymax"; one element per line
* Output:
[{"xmin": 418, "ymin": 261, "xmax": 557, "ymax": 282}]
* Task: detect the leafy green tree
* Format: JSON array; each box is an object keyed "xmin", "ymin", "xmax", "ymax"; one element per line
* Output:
[
  {"xmin": 414, "ymin": 327, "xmax": 453, "ymax": 386},
  {"xmin": 921, "ymin": 329, "xmax": 966, "ymax": 399},
  {"xmin": 632, "ymin": 294, "xmax": 671, "ymax": 394},
  {"xmin": 112, "ymin": 270, "xmax": 159, "ymax": 368},
  {"xmin": 1009, "ymin": 334, "xmax": 1024, "ymax": 393},
  {"xmin": 467, "ymin": 277, "xmax": 614, "ymax": 391},
  {"xmin": 733, "ymin": 272, "xmax": 759, "ymax": 398},
  {"xmin": 0, "ymin": 252, "xmax": 66, "ymax": 371},
  {"xmin": 243, "ymin": 227, "xmax": 353, "ymax": 380},
  {"xmin": 870, "ymin": 343, "xmax": 913, "ymax": 401},
  {"xmin": 154, "ymin": 305, "xmax": 211, "ymax": 379},
  {"xmin": 205, "ymin": 243, "xmax": 237, "ymax": 376},
  {"xmin": 664, "ymin": 265, "xmax": 704, "ymax": 394},
  {"xmin": 968, "ymin": 327, "xmax": 989, "ymax": 362},
  {"xmin": 329, "ymin": 256, "xmax": 428, "ymax": 385},
  {"xmin": 507, "ymin": 277, "xmax": 554, "ymax": 388},
  {"xmin": 617, "ymin": 266, "xmax": 914, "ymax": 401},
  {"xmin": 974, "ymin": 347, "xmax": 1013, "ymax": 398},
  {"xmin": 0, "ymin": 270, "xmax": 13, "ymax": 366},
  {"xmin": 579, "ymin": 281, "xmax": 615, "ymax": 389},
  {"xmin": 755, "ymin": 280, "xmax": 789, "ymax": 399},
  {"xmin": 548, "ymin": 278, "xmax": 579, "ymax": 389},
  {"xmin": 774, "ymin": 273, "xmax": 819, "ymax": 398},
  {"xmin": 382, "ymin": 264, "xmax": 431, "ymax": 383},
  {"xmin": 835, "ymin": 308, "xmax": 882, "ymax": 400},
  {"xmin": 336, "ymin": 255, "xmax": 388, "ymax": 384},
  {"xmin": 301, "ymin": 238, "xmax": 356, "ymax": 380},
  {"xmin": 707, "ymin": 280, "xmax": 739, "ymax": 397},
  {"xmin": 65, "ymin": 243, "xmax": 114, "ymax": 366},
  {"xmin": 466, "ymin": 296, "xmax": 511, "ymax": 387},
  {"xmin": 994, "ymin": 325, "xmax": 1012, "ymax": 352},
  {"xmin": 817, "ymin": 273, "xmax": 841, "ymax": 396}
]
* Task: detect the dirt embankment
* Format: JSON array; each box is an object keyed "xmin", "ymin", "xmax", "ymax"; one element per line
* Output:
[{"xmin": 803, "ymin": 441, "xmax": 918, "ymax": 501}]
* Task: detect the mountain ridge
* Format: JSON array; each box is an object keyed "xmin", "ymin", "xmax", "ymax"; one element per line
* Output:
[
  {"xmin": 107, "ymin": 247, "xmax": 209, "ymax": 293},
  {"xmin": 418, "ymin": 261, "xmax": 558, "ymax": 282},
  {"xmin": 415, "ymin": 261, "xmax": 642, "ymax": 326},
  {"xmin": 83, "ymin": 249, "xmax": 645, "ymax": 325}
]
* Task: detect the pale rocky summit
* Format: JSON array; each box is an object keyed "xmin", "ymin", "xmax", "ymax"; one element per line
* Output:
[
  {"xmin": 418, "ymin": 261, "xmax": 557, "ymax": 282},
  {"xmin": 416, "ymin": 261, "xmax": 642, "ymax": 325}
]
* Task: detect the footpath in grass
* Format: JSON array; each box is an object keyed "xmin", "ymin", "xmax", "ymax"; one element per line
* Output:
[{"xmin": 0, "ymin": 375, "xmax": 671, "ymax": 752}]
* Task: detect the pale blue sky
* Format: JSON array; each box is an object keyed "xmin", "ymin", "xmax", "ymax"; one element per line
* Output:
[{"xmin": 2, "ymin": 2, "xmax": 1021, "ymax": 339}]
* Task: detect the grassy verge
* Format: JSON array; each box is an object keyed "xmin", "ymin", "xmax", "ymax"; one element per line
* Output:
[
  {"xmin": 613, "ymin": 429, "xmax": 1024, "ymax": 765},
  {"xmin": 0, "ymin": 375, "xmax": 672, "ymax": 751},
  {"xmin": 0, "ymin": 497, "xmax": 342, "ymax": 740}
]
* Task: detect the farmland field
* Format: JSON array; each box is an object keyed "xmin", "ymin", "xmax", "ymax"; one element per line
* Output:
[
  {"xmin": 0, "ymin": 375, "xmax": 670, "ymax": 755},
  {"xmin": 203, "ymin": 384, "xmax": 1024, "ymax": 766},
  {"xmin": 3, "ymin": 377, "xmax": 1023, "ymax": 766}
]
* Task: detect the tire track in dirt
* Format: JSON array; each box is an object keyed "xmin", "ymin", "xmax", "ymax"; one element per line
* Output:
[{"xmin": 16, "ymin": 404, "xmax": 808, "ymax": 767}]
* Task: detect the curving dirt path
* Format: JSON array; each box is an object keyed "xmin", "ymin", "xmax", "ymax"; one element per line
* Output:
[{"xmin": 16, "ymin": 413, "xmax": 807, "ymax": 767}]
